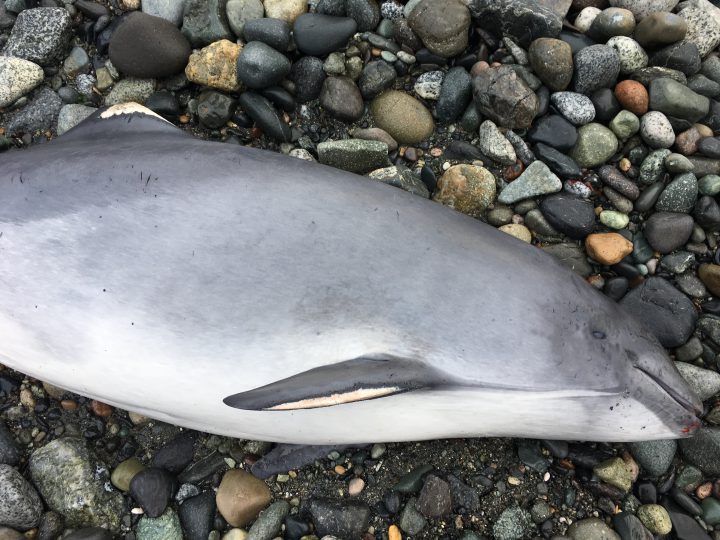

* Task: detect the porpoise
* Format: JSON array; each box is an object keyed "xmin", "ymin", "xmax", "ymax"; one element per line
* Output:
[{"xmin": 0, "ymin": 103, "xmax": 701, "ymax": 443}]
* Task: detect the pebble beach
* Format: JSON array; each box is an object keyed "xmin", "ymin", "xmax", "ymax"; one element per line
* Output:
[{"xmin": 5, "ymin": 0, "xmax": 720, "ymax": 539}]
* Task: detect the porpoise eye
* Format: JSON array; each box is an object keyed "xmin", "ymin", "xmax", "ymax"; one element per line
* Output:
[{"xmin": 592, "ymin": 330, "xmax": 606, "ymax": 339}]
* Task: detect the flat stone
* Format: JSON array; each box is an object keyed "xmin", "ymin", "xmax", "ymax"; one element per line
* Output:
[
  {"xmin": 498, "ymin": 161, "xmax": 562, "ymax": 204},
  {"xmin": 292, "ymin": 14, "xmax": 357, "ymax": 57},
  {"xmin": 318, "ymin": 139, "xmax": 389, "ymax": 174}
]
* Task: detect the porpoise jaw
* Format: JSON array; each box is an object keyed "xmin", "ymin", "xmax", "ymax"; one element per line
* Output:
[{"xmin": 0, "ymin": 104, "xmax": 701, "ymax": 444}]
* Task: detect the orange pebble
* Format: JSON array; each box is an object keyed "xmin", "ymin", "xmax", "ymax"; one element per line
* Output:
[
  {"xmin": 90, "ymin": 400, "xmax": 113, "ymax": 417},
  {"xmin": 388, "ymin": 525, "xmax": 402, "ymax": 540},
  {"xmin": 60, "ymin": 399, "xmax": 77, "ymax": 411},
  {"xmin": 614, "ymin": 80, "xmax": 649, "ymax": 116}
]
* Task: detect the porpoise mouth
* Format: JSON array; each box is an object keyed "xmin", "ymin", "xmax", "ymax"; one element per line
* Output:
[{"xmin": 634, "ymin": 365, "xmax": 703, "ymax": 417}]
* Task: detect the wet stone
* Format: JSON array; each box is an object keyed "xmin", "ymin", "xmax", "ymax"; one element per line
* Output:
[
  {"xmin": 655, "ymin": 172, "xmax": 698, "ymax": 213},
  {"xmin": 628, "ymin": 440, "xmax": 677, "ymax": 477},
  {"xmin": 416, "ymin": 475, "xmax": 451, "ymax": 518},
  {"xmin": 540, "ymin": 194, "xmax": 595, "ymax": 239},
  {"xmin": 309, "ymin": 499, "xmax": 371, "ymax": 539}
]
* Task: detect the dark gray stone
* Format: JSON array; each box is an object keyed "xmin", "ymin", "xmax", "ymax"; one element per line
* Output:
[
  {"xmin": 236, "ymin": 41, "xmax": 291, "ymax": 89},
  {"xmin": 2, "ymin": 7, "xmax": 72, "ymax": 65},
  {"xmin": 466, "ymin": 0, "xmax": 562, "ymax": 47},
  {"xmin": 308, "ymin": 499, "xmax": 371, "ymax": 539},
  {"xmin": 572, "ymin": 45, "xmax": 621, "ymax": 95}
]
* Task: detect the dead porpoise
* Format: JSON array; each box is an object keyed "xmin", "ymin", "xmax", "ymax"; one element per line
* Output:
[{"xmin": 0, "ymin": 103, "xmax": 701, "ymax": 444}]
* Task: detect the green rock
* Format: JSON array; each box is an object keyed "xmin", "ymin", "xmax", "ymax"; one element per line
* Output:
[
  {"xmin": 637, "ymin": 504, "xmax": 672, "ymax": 534},
  {"xmin": 567, "ymin": 517, "xmax": 620, "ymax": 540},
  {"xmin": 665, "ymin": 153, "xmax": 694, "ymax": 173},
  {"xmin": 649, "ymin": 77, "xmax": 710, "ymax": 123},
  {"xmin": 599, "ymin": 210, "xmax": 629, "ymax": 229},
  {"xmin": 674, "ymin": 464, "xmax": 703, "ymax": 490},
  {"xmin": 492, "ymin": 506, "xmax": 533, "ymax": 540},
  {"xmin": 247, "ymin": 501, "xmax": 289, "ymax": 540},
  {"xmin": 137, "ymin": 508, "xmax": 183, "ymax": 540},
  {"xmin": 111, "ymin": 457, "xmax": 144, "ymax": 492},
  {"xmin": 541, "ymin": 243, "xmax": 592, "ymax": 277},
  {"xmin": 570, "ymin": 123, "xmax": 619, "ymax": 168},
  {"xmin": 497, "ymin": 161, "xmax": 562, "ymax": 204},
  {"xmin": 370, "ymin": 90, "xmax": 435, "ymax": 144},
  {"xmin": 702, "ymin": 497, "xmax": 720, "ymax": 526},
  {"xmin": 394, "ymin": 464, "xmax": 433, "ymax": 493},
  {"xmin": 699, "ymin": 174, "xmax": 720, "ymax": 195},
  {"xmin": 639, "ymin": 149, "xmax": 671, "ymax": 185},
  {"xmin": 28, "ymin": 438, "xmax": 123, "ymax": 529},
  {"xmin": 593, "ymin": 457, "xmax": 632, "ymax": 492},
  {"xmin": 609, "ymin": 110, "xmax": 640, "ymax": 140}
]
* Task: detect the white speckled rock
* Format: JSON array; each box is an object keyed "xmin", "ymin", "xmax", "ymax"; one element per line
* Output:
[
  {"xmin": 550, "ymin": 91, "xmax": 596, "ymax": 125},
  {"xmin": 678, "ymin": 5, "xmax": 720, "ymax": 57},
  {"xmin": 608, "ymin": 0, "xmax": 679, "ymax": 20},
  {"xmin": 0, "ymin": 56, "xmax": 44, "ymax": 107},
  {"xmin": 413, "ymin": 70, "xmax": 444, "ymax": 100},
  {"xmin": 606, "ymin": 36, "xmax": 649, "ymax": 74},
  {"xmin": 478, "ymin": 120, "xmax": 517, "ymax": 165},
  {"xmin": 640, "ymin": 111, "xmax": 675, "ymax": 148},
  {"xmin": 574, "ymin": 7, "xmax": 601, "ymax": 33}
]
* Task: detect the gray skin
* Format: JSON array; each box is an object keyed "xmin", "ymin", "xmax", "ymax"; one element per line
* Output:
[{"xmin": 0, "ymin": 105, "xmax": 701, "ymax": 444}]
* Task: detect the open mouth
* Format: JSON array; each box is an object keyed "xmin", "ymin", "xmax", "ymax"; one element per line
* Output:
[{"xmin": 634, "ymin": 365, "xmax": 703, "ymax": 417}]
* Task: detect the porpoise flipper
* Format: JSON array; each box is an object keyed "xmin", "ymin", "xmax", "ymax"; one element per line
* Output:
[{"xmin": 223, "ymin": 355, "xmax": 453, "ymax": 411}]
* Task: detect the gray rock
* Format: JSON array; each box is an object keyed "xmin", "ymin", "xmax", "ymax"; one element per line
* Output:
[
  {"xmin": 0, "ymin": 465, "xmax": 43, "ymax": 530},
  {"xmin": 676, "ymin": 336, "xmax": 703, "ymax": 361},
  {"xmin": 226, "ymin": 0, "xmax": 264, "ymax": 36},
  {"xmin": 572, "ymin": 45, "xmax": 621, "ymax": 95},
  {"xmin": 143, "ymin": 0, "xmax": 186, "ymax": 25},
  {"xmin": 569, "ymin": 123, "xmax": 618, "ymax": 168},
  {"xmin": 493, "ymin": 506, "xmax": 533, "ymax": 540},
  {"xmin": 318, "ymin": 139, "xmax": 389, "ymax": 174},
  {"xmin": 661, "ymin": 251, "xmax": 695, "ymax": 273},
  {"xmin": 628, "ymin": 440, "xmax": 677, "ymax": 477},
  {"xmin": 607, "ymin": 0, "xmax": 678, "ymax": 20},
  {"xmin": 413, "ymin": 70, "xmax": 443, "ymax": 100},
  {"xmin": 678, "ymin": 5, "xmax": 720, "ymax": 57},
  {"xmin": 675, "ymin": 362, "xmax": 720, "ymax": 401},
  {"xmin": 0, "ymin": 425, "xmax": 19, "ymax": 467},
  {"xmin": 550, "ymin": 91, "xmax": 595, "ymax": 126},
  {"xmin": 567, "ymin": 517, "xmax": 620, "ymax": 539},
  {"xmin": 0, "ymin": 527, "xmax": 23, "ymax": 540},
  {"xmin": 358, "ymin": 60, "xmax": 396, "ymax": 100},
  {"xmin": 29, "ymin": 438, "xmax": 124, "ymax": 529},
  {"xmin": 473, "ymin": 65, "xmax": 538, "ymax": 129},
  {"xmin": 528, "ymin": 37, "xmax": 572, "ymax": 91},
  {"xmin": 655, "ymin": 172, "xmax": 698, "ymax": 213},
  {"xmin": 136, "ymin": 508, "xmax": 182, "ymax": 540},
  {"xmin": 640, "ymin": 110, "xmax": 675, "ymax": 148},
  {"xmin": 247, "ymin": 501, "xmax": 289, "ymax": 540},
  {"xmin": 236, "ymin": 41, "xmax": 291, "ymax": 89},
  {"xmin": 619, "ymin": 276, "xmax": 697, "ymax": 347},
  {"xmin": 319, "ymin": 76, "xmax": 364, "ymax": 121},
  {"xmin": 0, "ymin": 56, "xmax": 43, "ymax": 108},
  {"xmin": 105, "ymin": 78, "xmax": 156, "ymax": 106},
  {"xmin": 3, "ymin": 7, "xmax": 72, "ymax": 66},
  {"xmin": 679, "ymin": 427, "xmax": 720, "ymax": 475},
  {"xmin": 466, "ymin": 0, "xmax": 562, "ymax": 47},
  {"xmin": 63, "ymin": 45, "xmax": 90, "ymax": 77},
  {"xmin": 4, "ymin": 86, "xmax": 62, "ymax": 135},
  {"xmin": 57, "ymin": 104, "xmax": 96, "ymax": 136},
  {"xmin": 346, "ymin": 0, "xmax": 380, "ymax": 31},
  {"xmin": 541, "ymin": 243, "xmax": 592, "ymax": 276},
  {"xmin": 181, "ymin": 0, "xmax": 233, "ymax": 47},
  {"xmin": 398, "ymin": 498, "xmax": 426, "ymax": 536},
  {"xmin": 649, "ymin": 77, "xmax": 710, "ymax": 123},
  {"xmin": 478, "ymin": 120, "xmax": 517, "ymax": 165},
  {"xmin": 367, "ymin": 165, "xmax": 429, "ymax": 197},
  {"xmin": 407, "ymin": 0, "xmax": 470, "ymax": 57},
  {"xmin": 498, "ymin": 161, "xmax": 561, "ymax": 204},
  {"xmin": 435, "ymin": 66, "xmax": 472, "ymax": 123}
]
